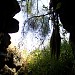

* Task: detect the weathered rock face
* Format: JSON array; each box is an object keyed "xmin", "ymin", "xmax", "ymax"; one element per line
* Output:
[
  {"xmin": 0, "ymin": 0, "xmax": 20, "ymax": 70},
  {"xmin": 0, "ymin": 33, "xmax": 11, "ymax": 70}
]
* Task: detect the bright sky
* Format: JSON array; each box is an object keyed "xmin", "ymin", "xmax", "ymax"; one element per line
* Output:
[
  {"xmin": 9, "ymin": 11, "xmax": 24, "ymax": 45},
  {"xmin": 9, "ymin": 0, "xmax": 70, "ymax": 53},
  {"xmin": 9, "ymin": 0, "xmax": 51, "ymax": 52}
]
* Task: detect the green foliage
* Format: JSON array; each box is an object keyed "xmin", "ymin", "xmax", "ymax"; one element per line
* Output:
[
  {"xmin": 17, "ymin": 40, "xmax": 74, "ymax": 75},
  {"xmin": 26, "ymin": 1, "xmax": 32, "ymax": 14},
  {"xmin": 1, "ymin": 41, "xmax": 74, "ymax": 75}
]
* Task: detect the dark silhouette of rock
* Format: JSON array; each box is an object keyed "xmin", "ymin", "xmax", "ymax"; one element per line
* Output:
[
  {"xmin": 0, "ymin": 0, "xmax": 20, "ymax": 33},
  {"xmin": 0, "ymin": 0, "xmax": 20, "ymax": 70}
]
